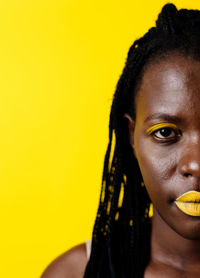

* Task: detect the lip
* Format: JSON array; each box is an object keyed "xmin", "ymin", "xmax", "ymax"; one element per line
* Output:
[{"xmin": 175, "ymin": 191, "xmax": 200, "ymax": 216}]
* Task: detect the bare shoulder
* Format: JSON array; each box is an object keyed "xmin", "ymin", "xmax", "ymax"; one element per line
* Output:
[{"xmin": 41, "ymin": 243, "xmax": 88, "ymax": 278}]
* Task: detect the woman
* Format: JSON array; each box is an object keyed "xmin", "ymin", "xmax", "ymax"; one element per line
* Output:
[{"xmin": 41, "ymin": 3, "xmax": 200, "ymax": 277}]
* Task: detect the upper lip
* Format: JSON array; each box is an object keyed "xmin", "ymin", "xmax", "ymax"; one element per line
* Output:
[{"xmin": 176, "ymin": 190, "xmax": 200, "ymax": 202}]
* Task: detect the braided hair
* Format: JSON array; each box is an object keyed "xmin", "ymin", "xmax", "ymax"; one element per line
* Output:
[{"xmin": 84, "ymin": 3, "xmax": 200, "ymax": 278}]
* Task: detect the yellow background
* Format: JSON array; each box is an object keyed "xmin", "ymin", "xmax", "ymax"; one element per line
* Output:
[{"xmin": 0, "ymin": 0, "xmax": 199, "ymax": 277}]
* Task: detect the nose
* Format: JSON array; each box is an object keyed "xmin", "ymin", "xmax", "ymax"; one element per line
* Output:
[{"xmin": 178, "ymin": 146, "xmax": 200, "ymax": 180}]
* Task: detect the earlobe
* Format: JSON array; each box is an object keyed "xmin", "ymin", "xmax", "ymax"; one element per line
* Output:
[{"xmin": 123, "ymin": 113, "xmax": 135, "ymax": 151}]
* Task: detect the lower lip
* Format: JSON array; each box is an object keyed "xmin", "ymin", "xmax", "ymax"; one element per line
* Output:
[{"xmin": 175, "ymin": 201, "xmax": 200, "ymax": 216}]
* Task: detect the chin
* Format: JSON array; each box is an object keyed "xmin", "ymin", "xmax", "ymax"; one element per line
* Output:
[
  {"xmin": 174, "ymin": 219, "xmax": 200, "ymax": 240},
  {"xmin": 179, "ymin": 232, "xmax": 200, "ymax": 240}
]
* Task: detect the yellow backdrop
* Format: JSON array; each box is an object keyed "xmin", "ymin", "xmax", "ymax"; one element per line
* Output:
[{"xmin": 0, "ymin": 0, "xmax": 199, "ymax": 277}]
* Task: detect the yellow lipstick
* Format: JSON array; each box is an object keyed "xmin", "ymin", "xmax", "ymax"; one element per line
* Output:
[{"xmin": 175, "ymin": 191, "xmax": 200, "ymax": 216}]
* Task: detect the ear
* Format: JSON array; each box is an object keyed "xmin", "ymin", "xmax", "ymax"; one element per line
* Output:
[{"xmin": 123, "ymin": 113, "xmax": 135, "ymax": 152}]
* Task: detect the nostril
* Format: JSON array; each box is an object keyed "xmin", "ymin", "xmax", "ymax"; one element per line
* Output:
[{"xmin": 179, "ymin": 158, "xmax": 200, "ymax": 179}]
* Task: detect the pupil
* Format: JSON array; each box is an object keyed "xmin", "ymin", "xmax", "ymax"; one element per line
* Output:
[{"xmin": 160, "ymin": 128, "xmax": 171, "ymax": 137}]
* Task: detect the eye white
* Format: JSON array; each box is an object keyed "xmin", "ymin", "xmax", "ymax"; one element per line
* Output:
[{"xmin": 154, "ymin": 128, "xmax": 176, "ymax": 138}]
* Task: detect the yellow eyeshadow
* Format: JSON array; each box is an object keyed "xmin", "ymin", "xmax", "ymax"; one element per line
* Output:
[{"xmin": 146, "ymin": 123, "xmax": 179, "ymax": 136}]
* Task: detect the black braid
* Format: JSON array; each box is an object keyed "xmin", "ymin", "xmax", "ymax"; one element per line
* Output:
[
  {"xmin": 83, "ymin": 3, "xmax": 200, "ymax": 278},
  {"xmin": 156, "ymin": 3, "xmax": 178, "ymax": 35}
]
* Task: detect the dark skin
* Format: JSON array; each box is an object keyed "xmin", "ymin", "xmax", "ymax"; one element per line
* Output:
[
  {"xmin": 41, "ymin": 53, "xmax": 200, "ymax": 277},
  {"xmin": 127, "ymin": 53, "xmax": 200, "ymax": 277},
  {"xmin": 40, "ymin": 244, "xmax": 87, "ymax": 278}
]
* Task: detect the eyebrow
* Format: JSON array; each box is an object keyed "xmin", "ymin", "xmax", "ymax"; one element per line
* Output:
[{"xmin": 144, "ymin": 113, "xmax": 182, "ymax": 124}]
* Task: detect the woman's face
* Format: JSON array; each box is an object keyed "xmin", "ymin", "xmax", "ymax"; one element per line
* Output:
[{"xmin": 129, "ymin": 53, "xmax": 200, "ymax": 240}]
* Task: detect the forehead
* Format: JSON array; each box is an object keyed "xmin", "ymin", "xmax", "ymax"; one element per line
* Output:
[{"xmin": 135, "ymin": 54, "xmax": 200, "ymax": 122}]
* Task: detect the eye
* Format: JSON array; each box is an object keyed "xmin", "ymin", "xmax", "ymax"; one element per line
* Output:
[
  {"xmin": 153, "ymin": 127, "xmax": 178, "ymax": 139},
  {"xmin": 146, "ymin": 123, "xmax": 182, "ymax": 142}
]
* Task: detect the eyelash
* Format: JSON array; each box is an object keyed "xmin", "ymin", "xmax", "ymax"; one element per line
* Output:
[{"xmin": 146, "ymin": 124, "xmax": 182, "ymax": 141}]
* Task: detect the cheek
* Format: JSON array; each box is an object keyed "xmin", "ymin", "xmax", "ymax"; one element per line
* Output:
[{"xmin": 134, "ymin": 137, "xmax": 178, "ymax": 203}]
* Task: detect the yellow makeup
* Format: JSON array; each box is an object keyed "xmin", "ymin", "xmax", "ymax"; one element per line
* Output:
[
  {"xmin": 175, "ymin": 191, "xmax": 200, "ymax": 216},
  {"xmin": 146, "ymin": 122, "xmax": 180, "ymax": 136}
]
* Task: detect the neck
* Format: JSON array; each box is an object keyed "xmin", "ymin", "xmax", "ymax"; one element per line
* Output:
[{"xmin": 150, "ymin": 208, "xmax": 200, "ymax": 271}]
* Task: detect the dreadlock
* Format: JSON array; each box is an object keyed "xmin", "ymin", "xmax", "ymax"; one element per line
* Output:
[{"xmin": 84, "ymin": 3, "xmax": 200, "ymax": 278}]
